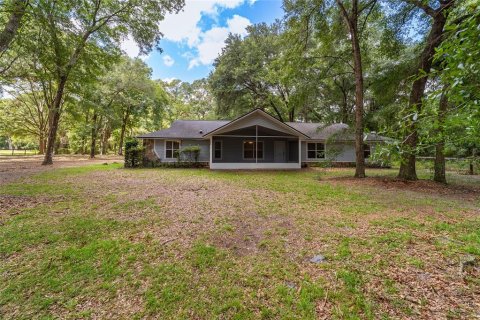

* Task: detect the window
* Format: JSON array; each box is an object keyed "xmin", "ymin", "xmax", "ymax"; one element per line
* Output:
[
  {"xmin": 243, "ymin": 140, "xmax": 263, "ymax": 159},
  {"xmin": 165, "ymin": 140, "xmax": 180, "ymax": 159},
  {"xmin": 364, "ymin": 144, "xmax": 371, "ymax": 159},
  {"xmin": 307, "ymin": 143, "xmax": 325, "ymax": 159},
  {"xmin": 214, "ymin": 141, "xmax": 222, "ymax": 159}
]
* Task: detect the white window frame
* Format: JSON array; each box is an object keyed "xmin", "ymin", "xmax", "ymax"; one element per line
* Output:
[
  {"xmin": 243, "ymin": 140, "xmax": 264, "ymax": 160},
  {"xmin": 307, "ymin": 142, "xmax": 326, "ymax": 160},
  {"xmin": 164, "ymin": 140, "xmax": 180, "ymax": 159},
  {"xmin": 213, "ymin": 140, "xmax": 222, "ymax": 160}
]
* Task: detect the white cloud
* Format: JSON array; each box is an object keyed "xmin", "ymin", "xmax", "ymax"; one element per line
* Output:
[
  {"xmin": 120, "ymin": 35, "xmax": 150, "ymax": 61},
  {"xmin": 159, "ymin": 0, "xmax": 254, "ymax": 69},
  {"xmin": 162, "ymin": 54, "xmax": 175, "ymax": 67},
  {"xmin": 160, "ymin": 0, "xmax": 242, "ymax": 46},
  {"xmin": 162, "ymin": 77, "xmax": 177, "ymax": 83},
  {"xmin": 188, "ymin": 14, "xmax": 251, "ymax": 69},
  {"xmin": 120, "ymin": 36, "xmax": 140, "ymax": 57}
]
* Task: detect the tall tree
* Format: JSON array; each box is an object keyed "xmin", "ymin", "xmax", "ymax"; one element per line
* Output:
[
  {"xmin": 210, "ymin": 23, "xmax": 296, "ymax": 121},
  {"xmin": 0, "ymin": 0, "xmax": 29, "ymax": 53},
  {"xmin": 433, "ymin": 88, "xmax": 448, "ymax": 183},
  {"xmin": 397, "ymin": 0, "xmax": 455, "ymax": 180},
  {"xmin": 19, "ymin": 0, "xmax": 184, "ymax": 165},
  {"xmin": 433, "ymin": 1, "xmax": 480, "ymax": 177},
  {"xmin": 335, "ymin": 0, "xmax": 379, "ymax": 178}
]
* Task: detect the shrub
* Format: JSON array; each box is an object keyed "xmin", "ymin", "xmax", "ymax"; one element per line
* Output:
[
  {"xmin": 124, "ymin": 139, "xmax": 145, "ymax": 168},
  {"xmin": 179, "ymin": 145, "xmax": 201, "ymax": 163}
]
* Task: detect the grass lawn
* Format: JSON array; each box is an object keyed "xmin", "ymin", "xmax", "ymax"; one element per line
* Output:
[
  {"xmin": 0, "ymin": 150, "xmax": 38, "ymax": 156},
  {"xmin": 0, "ymin": 164, "xmax": 479, "ymax": 319}
]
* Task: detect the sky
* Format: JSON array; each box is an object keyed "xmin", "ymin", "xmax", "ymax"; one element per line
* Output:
[{"xmin": 120, "ymin": 0, "xmax": 284, "ymax": 83}]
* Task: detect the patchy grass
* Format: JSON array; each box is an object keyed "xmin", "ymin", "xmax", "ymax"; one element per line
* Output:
[{"xmin": 0, "ymin": 164, "xmax": 479, "ymax": 319}]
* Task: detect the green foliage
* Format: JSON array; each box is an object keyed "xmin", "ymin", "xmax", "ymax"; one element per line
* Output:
[
  {"xmin": 161, "ymin": 78, "xmax": 216, "ymax": 125},
  {"xmin": 179, "ymin": 145, "xmax": 201, "ymax": 163},
  {"xmin": 124, "ymin": 139, "xmax": 144, "ymax": 168}
]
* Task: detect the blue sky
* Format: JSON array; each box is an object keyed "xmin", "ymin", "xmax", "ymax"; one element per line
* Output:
[{"xmin": 121, "ymin": 0, "xmax": 284, "ymax": 83}]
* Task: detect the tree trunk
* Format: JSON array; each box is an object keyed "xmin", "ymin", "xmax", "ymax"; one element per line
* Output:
[
  {"xmin": 336, "ymin": 0, "xmax": 366, "ymax": 178},
  {"xmin": 101, "ymin": 124, "xmax": 111, "ymax": 155},
  {"xmin": 469, "ymin": 148, "xmax": 475, "ymax": 175},
  {"xmin": 433, "ymin": 91, "xmax": 448, "ymax": 183},
  {"xmin": 38, "ymin": 134, "xmax": 45, "ymax": 155},
  {"xmin": 42, "ymin": 76, "xmax": 67, "ymax": 165},
  {"xmin": 0, "ymin": 0, "xmax": 28, "ymax": 53},
  {"xmin": 398, "ymin": 3, "xmax": 451, "ymax": 180},
  {"xmin": 118, "ymin": 108, "xmax": 130, "ymax": 156},
  {"xmin": 269, "ymin": 100, "xmax": 285, "ymax": 122},
  {"xmin": 351, "ymin": 24, "xmax": 366, "ymax": 178},
  {"xmin": 89, "ymin": 112, "xmax": 97, "ymax": 159}
]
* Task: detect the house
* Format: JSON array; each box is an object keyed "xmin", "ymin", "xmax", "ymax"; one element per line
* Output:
[{"xmin": 138, "ymin": 109, "xmax": 388, "ymax": 169}]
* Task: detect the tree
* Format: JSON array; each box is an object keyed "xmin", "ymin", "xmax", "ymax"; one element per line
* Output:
[
  {"xmin": 210, "ymin": 23, "xmax": 297, "ymax": 121},
  {"xmin": 334, "ymin": 0, "xmax": 380, "ymax": 178},
  {"xmin": 102, "ymin": 58, "xmax": 157, "ymax": 156},
  {"xmin": 0, "ymin": 83, "xmax": 49, "ymax": 153},
  {"xmin": 284, "ymin": 0, "xmax": 388, "ymax": 178},
  {"xmin": 433, "ymin": 2, "xmax": 480, "ymax": 177},
  {"xmin": 15, "ymin": 0, "xmax": 184, "ymax": 165},
  {"xmin": 397, "ymin": 0, "xmax": 455, "ymax": 180},
  {"xmin": 0, "ymin": 0, "xmax": 29, "ymax": 53},
  {"xmin": 161, "ymin": 79, "xmax": 215, "ymax": 123}
]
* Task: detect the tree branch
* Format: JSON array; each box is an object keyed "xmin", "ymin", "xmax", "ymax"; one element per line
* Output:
[{"xmin": 404, "ymin": 0, "xmax": 436, "ymax": 17}]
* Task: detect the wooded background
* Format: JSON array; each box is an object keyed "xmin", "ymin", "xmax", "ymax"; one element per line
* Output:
[{"xmin": 0, "ymin": 0, "xmax": 478, "ymax": 182}]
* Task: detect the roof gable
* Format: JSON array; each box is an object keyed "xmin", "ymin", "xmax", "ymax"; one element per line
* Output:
[{"xmin": 203, "ymin": 109, "xmax": 309, "ymax": 138}]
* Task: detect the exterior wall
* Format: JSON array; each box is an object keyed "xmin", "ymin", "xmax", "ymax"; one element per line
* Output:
[
  {"xmin": 153, "ymin": 139, "xmax": 210, "ymax": 163},
  {"xmin": 301, "ymin": 141, "xmax": 356, "ymax": 162},
  {"xmin": 212, "ymin": 136, "xmax": 299, "ymax": 163},
  {"xmin": 210, "ymin": 162, "xmax": 301, "ymax": 170},
  {"xmin": 148, "ymin": 138, "xmax": 374, "ymax": 166},
  {"xmin": 301, "ymin": 141, "xmax": 378, "ymax": 163}
]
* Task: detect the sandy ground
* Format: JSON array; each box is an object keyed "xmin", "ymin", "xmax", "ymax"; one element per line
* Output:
[{"xmin": 0, "ymin": 155, "xmax": 123, "ymax": 185}]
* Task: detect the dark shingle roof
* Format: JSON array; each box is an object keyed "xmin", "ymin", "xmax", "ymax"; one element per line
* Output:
[
  {"xmin": 286, "ymin": 122, "xmax": 389, "ymax": 142},
  {"xmin": 138, "ymin": 120, "xmax": 229, "ymax": 139},
  {"xmin": 139, "ymin": 119, "xmax": 389, "ymax": 142}
]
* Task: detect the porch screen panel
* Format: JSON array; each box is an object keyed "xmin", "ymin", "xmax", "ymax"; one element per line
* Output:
[
  {"xmin": 214, "ymin": 141, "xmax": 222, "ymax": 159},
  {"xmin": 243, "ymin": 140, "xmax": 263, "ymax": 159}
]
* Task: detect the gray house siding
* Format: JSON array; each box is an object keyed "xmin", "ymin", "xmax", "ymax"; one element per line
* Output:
[
  {"xmin": 153, "ymin": 139, "xmax": 210, "ymax": 163},
  {"xmin": 301, "ymin": 141, "xmax": 378, "ymax": 163},
  {"xmin": 151, "ymin": 139, "xmax": 376, "ymax": 164},
  {"xmin": 301, "ymin": 141, "xmax": 356, "ymax": 162},
  {"xmin": 212, "ymin": 137, "xmax": 299, "ymax": 163}
]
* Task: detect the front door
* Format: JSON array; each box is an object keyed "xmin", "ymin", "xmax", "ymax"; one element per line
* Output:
[{"xmin": 274, "ymin": 141, "xmax": 286, "ymax": 162}]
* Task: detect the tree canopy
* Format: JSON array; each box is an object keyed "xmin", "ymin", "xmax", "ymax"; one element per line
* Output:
[{"xmin": 0, "ymin": 0, "xmax": 478, "ymax": 181}]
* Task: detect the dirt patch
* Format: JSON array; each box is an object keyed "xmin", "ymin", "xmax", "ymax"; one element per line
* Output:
[
  {"xmin": 210, "ymin": 212, "xmax": 296, "ymax": 256},
  {"xmin": 0, "ymin": 194, "xmax": 51, "ymax": 216},
  {"xmin": 377, "ymin": 256, "xmax": 480, "ymax": 319},
  {"xmin": 0, "ymin": 155, "xmax": 123, "ymax": 185},
  {"xmin": 0, "ymin": 195, "xmax": 62, "ymax": 219},
  {"xmin": 324, "ymin": 176, "xmax": 480, "ymax": 202}
]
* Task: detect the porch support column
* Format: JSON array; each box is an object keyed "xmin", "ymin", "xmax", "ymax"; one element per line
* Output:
[
  {"xmin": 298, "ymin": 138, "xmax": 301, "ymax": 167},
  {"xmin": 209, "ymin": 136, "xmax": 212, "ymax": 168},
  {"xmin": 255, "ymin": 125, "xmax": 258, "ymax": 164}
]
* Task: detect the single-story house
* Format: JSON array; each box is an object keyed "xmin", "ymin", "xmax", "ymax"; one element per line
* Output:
[{"xmin": 138, "ymin": 108, "xmax": 388, "ymax": 169}]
